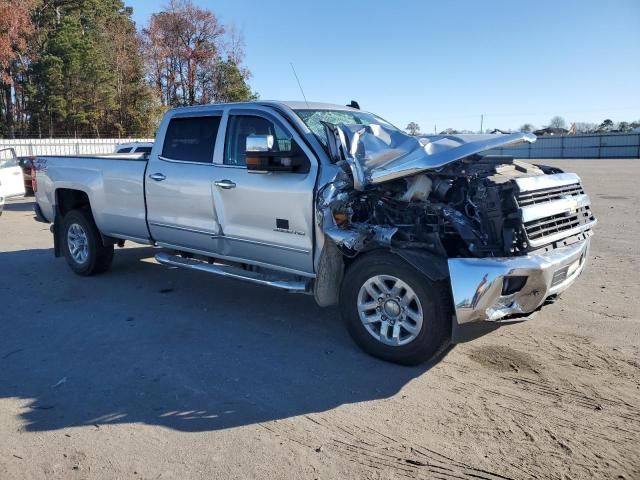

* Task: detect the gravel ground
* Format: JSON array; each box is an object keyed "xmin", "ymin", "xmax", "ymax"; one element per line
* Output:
[{"xmin": 0, "ymin": 160, "xmax": 638, "ymax": 480}]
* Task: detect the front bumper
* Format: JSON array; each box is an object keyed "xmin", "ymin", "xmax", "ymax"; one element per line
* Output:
[{"xmin": 448, "ymin": 238, "xmax": 590, "ymax": 326}]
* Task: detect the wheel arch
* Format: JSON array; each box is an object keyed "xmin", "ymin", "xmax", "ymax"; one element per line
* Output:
[
  {"xmin": 338, "ymin": 248, "xmax": 454, "ymax": 365},
  {"xmin": 53, "ymin": 188, "xmax": 114, "ymax": 257}
]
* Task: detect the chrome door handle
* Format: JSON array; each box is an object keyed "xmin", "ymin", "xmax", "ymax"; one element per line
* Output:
[
  {"xmin": 214, "ymin": 179, "xmax": 236, "ymax": 189},
  {"xmin": 149, "ymin": 173, "xmax": 166, "ymax": 181}
]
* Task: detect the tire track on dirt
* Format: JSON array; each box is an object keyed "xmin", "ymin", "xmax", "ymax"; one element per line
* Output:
[{"xmin": 261, "ymin": 414, "xmax": 527, "ymax": 480}]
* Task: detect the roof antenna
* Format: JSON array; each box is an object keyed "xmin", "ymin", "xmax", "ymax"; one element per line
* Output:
[{"xmin": 290, "ymin": 62, "xmax": 309, "ymax": 107}]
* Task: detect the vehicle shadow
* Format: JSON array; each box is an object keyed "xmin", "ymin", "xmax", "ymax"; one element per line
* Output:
[
  {"xmin": 0, "ymin": 246, "xmax": 447, "ymax": 433},
  {"xmin": 2, "ymin": 200, "xmax": 35, "ymax": 212}
]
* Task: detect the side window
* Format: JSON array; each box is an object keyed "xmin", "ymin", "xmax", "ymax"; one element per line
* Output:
[
  {"xmin": 0, "ymin": 157, "xmax": 19, "ymax": 169},
  {"xmin": 224, "ymin": 115, "xmax": 293, "ymax": 167},
  {"xmin": 135, "ymin": 146, "xmax": 152, "ymax": 154},
  {"xmin": 162, "ymin": 116, "xmax": 221, "ymax": 163}
]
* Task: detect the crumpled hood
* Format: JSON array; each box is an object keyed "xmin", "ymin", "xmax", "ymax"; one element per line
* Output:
[{"xmin": 326, "ymin": 123, "xmax": 536, "ymax": 190}]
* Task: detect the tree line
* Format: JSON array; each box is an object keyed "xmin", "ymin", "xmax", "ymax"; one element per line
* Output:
[
  {"xmin": 0, "ymin": 0, "xmax": 256, "ymax": 139},
  {"xmin": 406, "ymin": 116, "xmax": 640, "ymax": 136}
]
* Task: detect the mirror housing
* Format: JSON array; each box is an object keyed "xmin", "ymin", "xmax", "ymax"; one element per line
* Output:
[
  {"xmin": 245, "ymin": 135, "xmax": 309, "ymax": 173},
  {"xmin": 246, "ymin": 134, "xmax": 274, "ymax": 153}
]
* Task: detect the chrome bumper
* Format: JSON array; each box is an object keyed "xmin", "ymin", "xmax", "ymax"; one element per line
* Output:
[{"xmin": 448, "ymin": 238, "xmax": 590, "ymax": 325}]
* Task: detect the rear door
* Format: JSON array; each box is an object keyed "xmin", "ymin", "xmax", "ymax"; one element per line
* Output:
[
  {"xmin": 210, "ymin": 108, "xmax": 318, "ymax": 275},
  {"xmin": 0, "ymin": 149, "xmax": 26, "ymax": 198},
  {"xmin": 146, "ymin": 111, "xmax": 224, "ymax": 253}
]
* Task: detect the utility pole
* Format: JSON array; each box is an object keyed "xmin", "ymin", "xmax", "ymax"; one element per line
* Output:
[
  {"xmin": 434, "ymin": 124, "xmax": 437, "ymax": 134},
  {"xmin": 480, "ymin": 114, "xmax": 484, "ymax": 134}
]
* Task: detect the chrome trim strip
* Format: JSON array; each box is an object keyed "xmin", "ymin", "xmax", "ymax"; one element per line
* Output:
[
  {"xmin": 515, "ymin": 173, "xmax": 581, "ymax": 193},
  {"xmin": 213, "ymin": 164, "xmax": 247, "ymax": 170},
  {"xmin": 521, "ymin": 193, "xmax": 591, "ymax": 223},
  {"xmin": 157, "ymin": 155, "xmax": 216, "ymax": 166},
  {"xmin": 149, "ymin": 221, "xmax": 219, "ymax": 236},
  {"xmin": 155, "ymin": 242, "xmax": 316, "ymax": 278},
  {"xmin": 527, "ymin": 219, "xmax": 597, "ymax": 247},
  {"xmin": 149, "ymin": 223, "xmax": 310, "ymax": 253},
  {"xmin": 155, "ymin": 252, "xmax": 309, "ymax": 292},
  {"xmin": 211, "ymin": 234, "xmax": 310, "ymax": 254}
]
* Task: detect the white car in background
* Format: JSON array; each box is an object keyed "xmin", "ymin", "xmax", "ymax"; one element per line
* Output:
[
  {"xmin": 114, "ymin": 142, "xmax": 154, "ymax": 155},
  {"xmin": 0, "ymin": 148, "xmax": 26, "ymax": 215}
]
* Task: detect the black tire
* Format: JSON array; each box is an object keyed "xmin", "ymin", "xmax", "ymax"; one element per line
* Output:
[
  {"xmin": 61, "ymin": 209, "xmax": 114, "ymax": 276},
  {"xmin": 340, "ymin": 251, "xmax": 451, "ymax": 365}
]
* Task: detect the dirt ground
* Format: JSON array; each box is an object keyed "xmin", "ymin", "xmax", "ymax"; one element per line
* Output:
[{"xmin": 0, "ymin": 160, "xmax": 638, "ymax": 480}]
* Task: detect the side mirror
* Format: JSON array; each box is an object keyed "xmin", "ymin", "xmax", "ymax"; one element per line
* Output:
[
  {"xmin": 246, "ymin": 134, "xmax": 274, "ymax": 152},
  {"xmin": 245, "ymin": 135, "xmax": 308, "ymax": 173}
]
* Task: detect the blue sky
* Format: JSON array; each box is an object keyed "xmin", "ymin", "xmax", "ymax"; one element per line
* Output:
[{"xmin": 127, "ymin": 0, "xmax": 640, "ymax": 132}]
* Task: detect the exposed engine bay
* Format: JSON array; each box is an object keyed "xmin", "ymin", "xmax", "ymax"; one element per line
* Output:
[{"xmin": 318, "ymin": 125, "xmax": 596, "ymax": 261}]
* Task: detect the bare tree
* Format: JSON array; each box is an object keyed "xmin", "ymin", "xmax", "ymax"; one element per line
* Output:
[
  {"xmin": 141, "ymin": 1, "xmax": 255, "ymax": 107},
  {"xmin": 406, "ymin": 121, "xmax": 420, "ymax": 135},
  {"xmin": 548, "ymin": 116, "xmax": 567, "ymax": 129},
  {"xmin": 143, "ymin": 0, "xmax": 224, "ymax": 106},
  {"xmin": 224, "ymin": 24, "xmax": 245, "ymax": 67},
  {"xmin": 519, "ymin": 123, "xmax": 534, "ymax": 132},
  {"xmin": 572, "ymin": 122, "xmax": 597, "ymax": 134}
]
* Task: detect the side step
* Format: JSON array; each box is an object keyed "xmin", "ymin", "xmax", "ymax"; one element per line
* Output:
[{"xmin": 154, "ymin": 252, "xmax": 309, "ymax": 293}]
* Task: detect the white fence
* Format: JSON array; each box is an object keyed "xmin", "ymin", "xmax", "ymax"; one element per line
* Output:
[
  {"xmin": 0, "ymin": 138, "xmax": 154, "ymax": 157},
  {"xmin": 3, "ymin": 133, "xmax": 639, "ymax": 159}
]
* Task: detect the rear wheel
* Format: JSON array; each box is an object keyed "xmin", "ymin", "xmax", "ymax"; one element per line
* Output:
[
  {"xmin": 340, "ymin": 251, "xmax": 451, "ymax": 365},
  {"xmin": 61, "ymin": 209, "xmax": 113, "ymax": 276}
]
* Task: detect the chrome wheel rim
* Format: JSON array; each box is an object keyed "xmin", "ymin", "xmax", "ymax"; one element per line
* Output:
[
  {"xmin": 67, "ymin": 223, "xmax": 89, "ymax": 264},
  {"xmin": 357, "ymin": 275, "xmax": 424, "ymax": 346}
]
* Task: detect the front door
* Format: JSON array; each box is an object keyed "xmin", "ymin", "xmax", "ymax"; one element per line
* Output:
[
  {"xmin": 211, "ymin": 110, "xmax": 317, "ymax": 275},
  {"xmin": 146, "ymin": 113, "xmax": 224, "ymax": 253}
]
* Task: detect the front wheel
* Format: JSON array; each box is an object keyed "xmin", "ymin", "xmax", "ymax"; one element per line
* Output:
[
  {"xmin": 340, "ymin": 251, "xmax": 451, "ymax": 365},
  {"xmin": 61, "ymin": 209, "xmax": 114, "ymax": 276}
]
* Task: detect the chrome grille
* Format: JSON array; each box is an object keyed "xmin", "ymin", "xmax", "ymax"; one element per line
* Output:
[
  {"xmin": 523, "ymin": 206, "xmax": 591, "ymax": 242},
  {"xmin": 514, "ymin": 173, "xmax": 596, "ymax": 248},
  {"xmin": 517, "ymin": 182, "xmax": 584, "ymax": 206}
]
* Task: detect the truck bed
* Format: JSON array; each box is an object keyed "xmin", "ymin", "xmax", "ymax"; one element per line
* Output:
[{"xmin": 35, "ymin": 155, "xmax": 151, "ymax": 243}]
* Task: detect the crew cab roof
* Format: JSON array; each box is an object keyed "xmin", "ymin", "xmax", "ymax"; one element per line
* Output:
[
  {"xmin": 259, "ymin": 101, "xmax": 359, "ymax": 111},
  {"xmin": 166, "ymin": 100, "xmax": 360, "ymax": 113}
]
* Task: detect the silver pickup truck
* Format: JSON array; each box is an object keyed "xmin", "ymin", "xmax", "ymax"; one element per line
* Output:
[{"xmin": 33, "ymin": 101, "xmax": 596, "ymax": 364}]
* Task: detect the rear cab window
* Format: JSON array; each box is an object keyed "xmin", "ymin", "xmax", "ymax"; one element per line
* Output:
[{"xmin": 162, "ymin": 116, "xmax": 221, "ymax": 163}]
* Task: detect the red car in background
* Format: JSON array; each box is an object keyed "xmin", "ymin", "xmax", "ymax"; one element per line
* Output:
[{"xmin": 18, "ymin": 157, "xmax": 36, "ymax": 195}]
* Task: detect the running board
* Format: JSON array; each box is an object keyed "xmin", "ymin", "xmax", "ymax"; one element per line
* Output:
[{"xmin": 154, "ymin": 252, "xmax": 309, "ymax": 293}]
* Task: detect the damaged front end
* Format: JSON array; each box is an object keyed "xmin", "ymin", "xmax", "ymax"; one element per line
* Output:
[{"xmin": 317, "ymin": 123, "xmax": 596, "ymax": 333}]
